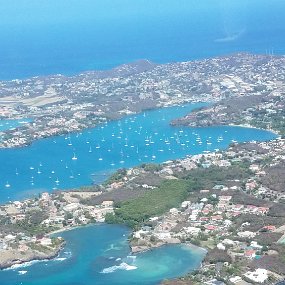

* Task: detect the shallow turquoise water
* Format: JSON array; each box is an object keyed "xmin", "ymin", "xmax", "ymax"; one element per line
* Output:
[
  {"xmin": 0, "ymin": 224, "xmax": 206, "ymax": 285},
  {"xmin": 0, "ymin": 103, "xmax": 277, "ymax": 203},
  {"xmin": 0, "ymin": 119, "xmax": 31, "ymax": 132}
]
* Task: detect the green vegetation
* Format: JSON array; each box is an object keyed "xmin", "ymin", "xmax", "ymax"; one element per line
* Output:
[
  {"xmin": 140, "ymin": 163, "xmax": 163, "ymax": 172},
  {"xmin": 105, "ymin": 179, "xmax": 190, "ymax": 228},
  {"xmin": 178, "ymin": 165, "xmax": 251, "ymax": 191},
  {"xmin": 103, "ymin": 168, "xmax": 127, "ymax": 185},
  {"xmin": 105, "ymin": 164, "xmax": 253, "ymax": 229},
  {"xmin": 14, "ymin": 210, "xmax": 51, "ymax": 236},
  {"xmin": 251, "ymin": 108, "xmax": 285, "ymax": 136}
]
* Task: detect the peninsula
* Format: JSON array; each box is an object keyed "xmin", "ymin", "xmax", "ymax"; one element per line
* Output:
[{"xmin": 1, "ymin": 53, "xmax": 285, "ymax": 147}]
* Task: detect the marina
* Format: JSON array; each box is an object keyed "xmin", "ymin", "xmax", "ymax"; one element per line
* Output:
[{"xmin": 0, "ymin": 103, "xmax": 277, "ymax": 203}]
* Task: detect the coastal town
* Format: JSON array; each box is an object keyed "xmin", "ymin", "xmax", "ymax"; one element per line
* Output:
[
  {"xmin": 0, "ymin": 53, "xmax": 285, "ymax": 147},
  {"xmin": 1, "ymin": 135, "xmax": 285, "ymax": 284},
  {"xmin": 1, "ymin": 53, "xmax": 285, "ymax": 284}
]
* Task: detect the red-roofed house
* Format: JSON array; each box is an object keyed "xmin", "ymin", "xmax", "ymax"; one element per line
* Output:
[
  {"xmin": 244, "ymin": 249, "xmax": 256, "ymax": 259},
  {"xmin": 204, "ymin": 225, "xmax": 217, "ymax": 231}
]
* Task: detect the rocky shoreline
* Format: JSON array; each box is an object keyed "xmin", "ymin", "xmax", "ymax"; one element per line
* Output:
[{"xmin": 0, "ymin": 240, "xmax": 65, "ymax": 271}]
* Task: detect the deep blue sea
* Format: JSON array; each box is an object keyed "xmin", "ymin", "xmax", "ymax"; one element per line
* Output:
[
  {"xmin": 0, "ymin": 0, "xmax": 285, "ymax": 80},
  {"xmin": 0, "ymin": 224, "xmax": 206, "ymax": 285}
]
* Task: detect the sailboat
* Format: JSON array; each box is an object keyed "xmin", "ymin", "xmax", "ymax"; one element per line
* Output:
[
  {"xmin": 72, "ymin": 153, "xmax": 78, "ymax": 160},
  {"xmin": 5, "ymin": 182, "xmax": 10, "ymax": 188}
]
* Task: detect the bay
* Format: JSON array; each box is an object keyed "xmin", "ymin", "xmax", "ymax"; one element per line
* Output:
[
  {"xmin": 0, "ymin": 1, "xmax": 282, "ymax": 284},
  {"xmin": 0, "ymin": 103, "xmax": 277, "ymax": 203},
  {"xmin": 0, "ymin": 224, "xmax": 206, "ymax": 285},
  {"xmin": 0, "ymin": 119, "xmax": 31, "ymax": 132}
]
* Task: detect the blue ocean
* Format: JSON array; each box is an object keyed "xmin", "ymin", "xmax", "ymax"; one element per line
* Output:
[
  {"xmin": 0, "ymin": 0, "xmax": 285, "ymax": 80},
  {"xmin": 0, "ymin": 1, "xmax": 283, "ymax": 284}
]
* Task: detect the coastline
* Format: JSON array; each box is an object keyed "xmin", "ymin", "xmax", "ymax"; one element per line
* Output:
[
  {"xmin": 0, "ymin": 241, "xmax": 65, "ymax": 271},
  {"xmin": 0, "ymin": 219, "xmax": 208, "ymax": 274},
  {"xmin": 228, "ymin": 123, "xmax": 281, "ymax": 136},
  {"xmin": 0, "ymin": 100, "xmax": 199, "ymax": 150},
  {"xmin": 1, "ymin": 134, "xmax": 285, "ymax": 282}
]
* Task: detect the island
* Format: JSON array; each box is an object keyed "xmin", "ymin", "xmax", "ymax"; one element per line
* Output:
[{"xmin": 0, "ymin": 53, "xmax": 285, "ymax": 284}]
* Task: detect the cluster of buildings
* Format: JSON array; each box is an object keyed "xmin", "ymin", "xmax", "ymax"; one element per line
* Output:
[
  {"xmin": 0, "ymin": 134, "xmax": 285, "ymax": 280},
  {"xmin": 97, "ymin": 138, "xmax": 285, "ymax": 284},
  {"xmin": 1, "ymin": 53, "xmax": 285, "ymax": 147},
  {"xmin": 0, "ymin": 191, "xmax": 114, "ymax": 269}
]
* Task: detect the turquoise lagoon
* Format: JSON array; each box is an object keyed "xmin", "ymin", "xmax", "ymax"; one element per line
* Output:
[
  {"xmin": 0, "ymin": 103, "xmax": 277, "ymax": 203},
  {"xmin": 0, "ymin": 224, "xmax": 206, "ymax": 285},
  {"xmin": 0, "ymin": 119, "xmax": 31, "ymax": 132}
]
